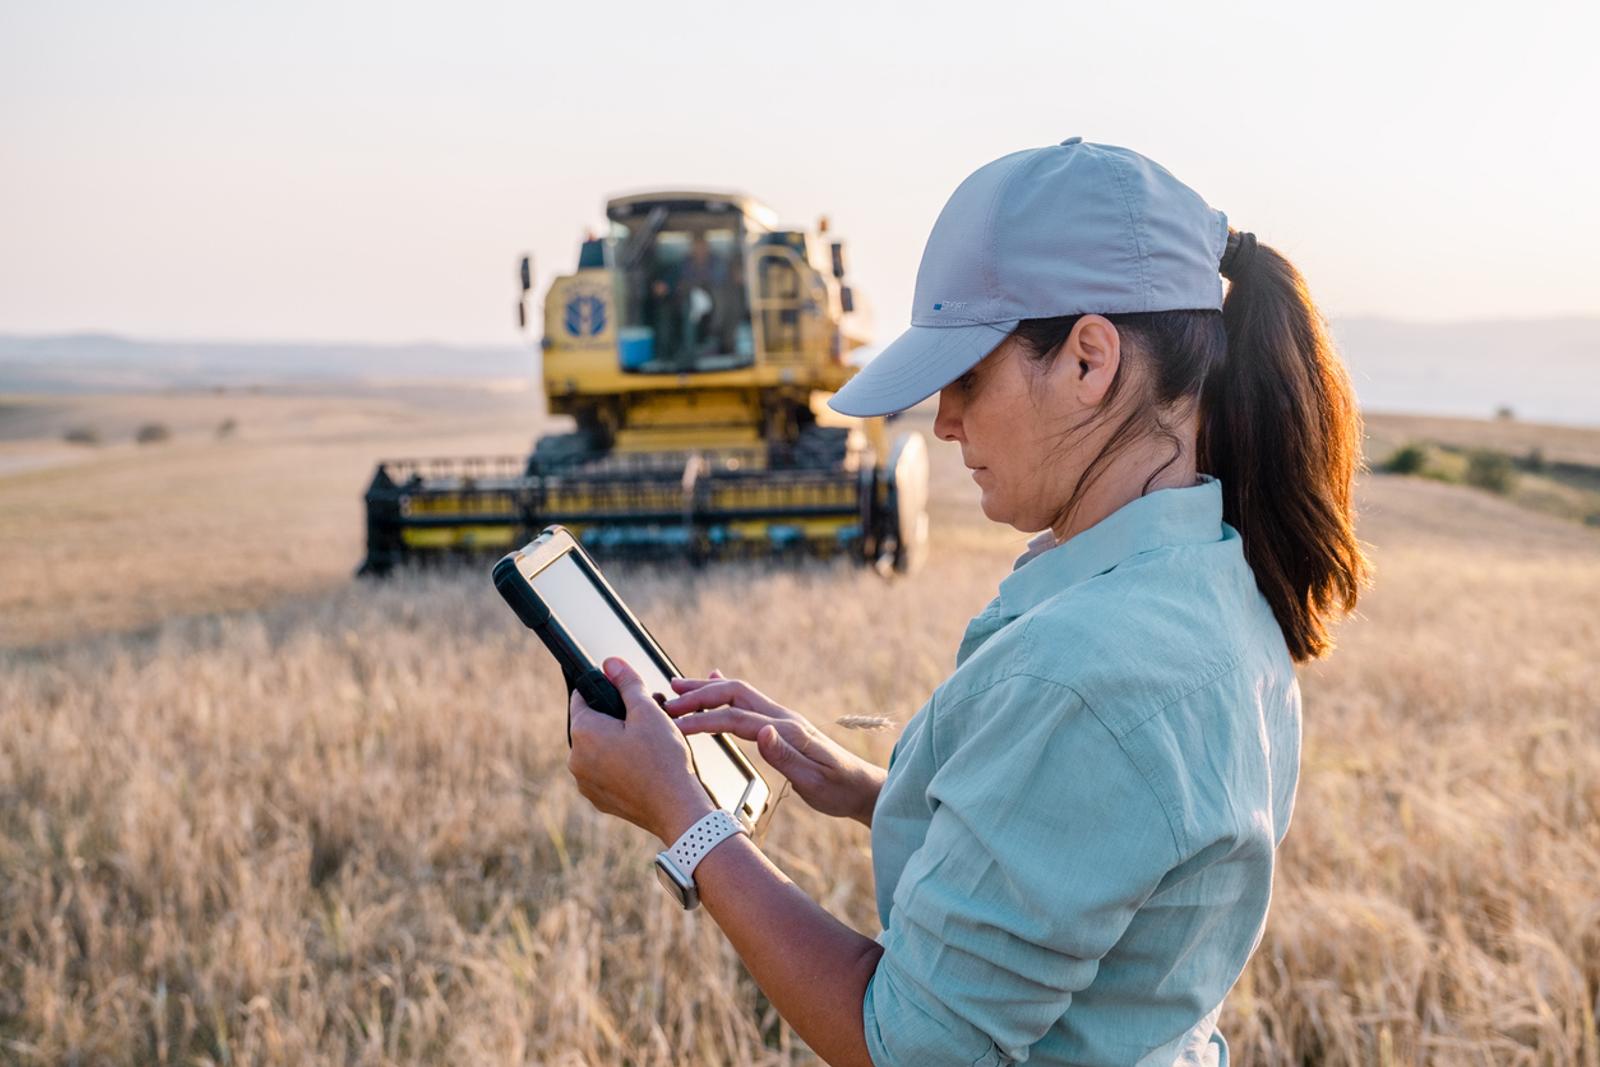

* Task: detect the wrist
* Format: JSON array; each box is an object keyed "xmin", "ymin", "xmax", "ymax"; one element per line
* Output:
[
  {"xmin": 851, "ymin": 764, "xmax": 887, "ymax": 828},
  {"xmin": 653, "ymin": 806, "xmax": 747, "ymax": 911},
  {"xmin": 654, "ymin": 785, "xmax": 717, "ymax": 847}
]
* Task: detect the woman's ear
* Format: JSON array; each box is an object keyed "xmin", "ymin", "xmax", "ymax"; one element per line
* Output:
[{"xmin": 1063, "ymin": 315, "xmax": 1121, "ymax": 406}]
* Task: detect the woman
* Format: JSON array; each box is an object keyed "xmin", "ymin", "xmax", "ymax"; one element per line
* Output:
[{"xmin": 565, "ymin": 138, "xmax": 1368, "ymax": 1066}]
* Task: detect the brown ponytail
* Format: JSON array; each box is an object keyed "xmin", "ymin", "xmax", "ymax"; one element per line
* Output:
[
  {"xmin": 1009, "ymin": 229, "xmax": 1370, "ymax": 662},
  {"xmin": 1199, "ymin": 229, "xmax": 1369, "ymax": 660}
]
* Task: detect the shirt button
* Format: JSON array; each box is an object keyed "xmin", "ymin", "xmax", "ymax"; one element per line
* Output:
[{"xmin": 1059, "ymin": 136, "xmax": 1083, "ymax": 146}]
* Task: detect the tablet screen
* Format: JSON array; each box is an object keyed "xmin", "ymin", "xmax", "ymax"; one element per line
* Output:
[{"xmin": 529, "ymin": 552, "xmax": 757, "ymax": 816}]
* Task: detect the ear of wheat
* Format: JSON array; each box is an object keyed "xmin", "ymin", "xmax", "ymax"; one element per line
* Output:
[{"xmin": 833, "ymin": 714, "xmax": 894, "ymax": 731}]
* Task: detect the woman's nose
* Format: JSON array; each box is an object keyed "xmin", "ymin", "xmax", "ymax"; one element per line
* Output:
[{"xmin": 933, "ymin": 389, "xmax": 963, "ymax": 443}]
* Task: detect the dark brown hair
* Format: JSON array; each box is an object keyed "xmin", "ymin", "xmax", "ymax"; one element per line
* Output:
[{"xmin": 1007, "ymin": 229, "xmax": 1370, "ymax": 662}]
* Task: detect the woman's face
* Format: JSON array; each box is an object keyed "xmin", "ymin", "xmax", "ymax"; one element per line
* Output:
[
  {"xmin": 934, "ymin": 339, "xmax": 1060, "ymax": 532},
  {"xmin": 932, "ymin": 317, "xmax": 1122, "ymax": 533}
]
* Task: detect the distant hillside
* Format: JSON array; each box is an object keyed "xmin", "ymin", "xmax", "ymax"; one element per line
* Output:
[
  {"xmin": 0, "ymin": 334, "xmax": 532, "ymax": 392},
  {"xmin": 1331, "ymin": 316, "xmax": 1600, "ymax": 426},
  {"xmin": 3, "ymin": 318, "xmax": 1597, "ymax": 427}
]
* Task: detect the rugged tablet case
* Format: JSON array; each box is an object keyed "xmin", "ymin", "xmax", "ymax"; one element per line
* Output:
[
  {"xmin": 490, "ymin": 530, "xmax": 774, "ymax": 838},
  {"xmin": 492, "ymin": 554, "xmax": 626, "ymax": 747}
]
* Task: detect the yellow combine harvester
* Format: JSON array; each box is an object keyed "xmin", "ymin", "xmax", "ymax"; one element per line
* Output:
[{"xmin": 359, "ymin": 190, "xmax": 929, "ymax": 574}]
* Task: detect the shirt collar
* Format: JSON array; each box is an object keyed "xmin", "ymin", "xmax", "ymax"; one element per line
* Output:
[{"xmin": 998, "ymin": 474, "xmax": 1225, "ymax": 619}]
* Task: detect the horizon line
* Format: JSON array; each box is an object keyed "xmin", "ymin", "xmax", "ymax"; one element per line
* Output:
[{"xmin": 5, "ymin": 311, "xmax": 1600, "ymax": 352}]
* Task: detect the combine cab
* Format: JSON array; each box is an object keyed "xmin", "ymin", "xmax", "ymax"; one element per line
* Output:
[{"xmin": 360, "ymin": 191, "xmax": 928, "ymax": 575}]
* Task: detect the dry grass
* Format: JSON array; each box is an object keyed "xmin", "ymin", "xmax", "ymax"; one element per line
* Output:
[
  {"xmin": 1229, "ymin": 477, "xmax": 1600, "ymax": 1065},
  {"xmin": 0, "ymin": 562, "xmax": 992, "ymax": 1065},
  {"xmin": 2, "ymin": 394, "xmax": 1598, "ymax": 1064},
  {"xmin": 0, "ymin": 388, "xmax": 537, "ymax": 646}
]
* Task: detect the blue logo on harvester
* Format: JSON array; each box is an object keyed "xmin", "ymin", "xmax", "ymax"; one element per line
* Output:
[{"xmin": 564, "ymin": 294, "xmax": 607, "ymax": 337}]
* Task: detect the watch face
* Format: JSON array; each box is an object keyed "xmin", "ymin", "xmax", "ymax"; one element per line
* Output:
[{"xmin": 654, "ymin": 857, "xmax": 692, "ymax": 908}]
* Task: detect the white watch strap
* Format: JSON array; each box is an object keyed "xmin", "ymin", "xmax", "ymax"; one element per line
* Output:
[{"xmin": 667, "ymin": 809, "xmax": 747, "ymax": 879}]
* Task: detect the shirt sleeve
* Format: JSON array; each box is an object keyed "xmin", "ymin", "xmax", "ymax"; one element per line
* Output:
[{"xmin": 862, "ymin": 672, "xmax": 1182, "ymax": 1067}]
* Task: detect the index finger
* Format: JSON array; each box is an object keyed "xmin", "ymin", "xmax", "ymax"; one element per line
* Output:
[
  {"xmin": 661, "ymin": 679, "xmax": 776, "ymax": 717},
  {"xmin": 673, "ymin": 707, "xmax": 772, "ymax": 742},
  {"xmin": 668, "ymin": 668, "xmax": 724, "ymax": 694}
]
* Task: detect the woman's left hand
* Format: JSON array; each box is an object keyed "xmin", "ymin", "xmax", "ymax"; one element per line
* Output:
[{"xmin": 567, "ymin": 657, "xmax": 715, "ymax": 844}]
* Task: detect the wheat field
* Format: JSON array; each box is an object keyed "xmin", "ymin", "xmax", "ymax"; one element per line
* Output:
[{"xmin": 1, "ymin": 391, "xmax": 1597, "ymax": 1065}]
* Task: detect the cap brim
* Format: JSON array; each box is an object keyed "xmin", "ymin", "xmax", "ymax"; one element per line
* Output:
[{"xmin": 827, "ymin": 319, "xmax": 1017, "ymax": 417}]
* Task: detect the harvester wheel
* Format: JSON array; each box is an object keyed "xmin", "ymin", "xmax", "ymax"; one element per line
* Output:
[
  {"xmin": 773, "ymin": 424, "xmax": 850, "ymax": 470},
  {"xmin": 526, "ymin": 432, "xmax": 599, "ymax": 475},
  {"xmin": 876, "ymin": 431, "xmax": 930, "ymax": 574}
]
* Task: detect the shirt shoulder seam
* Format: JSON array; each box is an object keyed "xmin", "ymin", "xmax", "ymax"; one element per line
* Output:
[{"xmin": 1110, "ymin": 648, "xmax": 1248, "ymax": 739}]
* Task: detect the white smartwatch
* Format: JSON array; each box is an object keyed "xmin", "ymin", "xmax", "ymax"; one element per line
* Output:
[{"xmin": 654, "ymin": 809, "xmax": 748, "ymax": 910}]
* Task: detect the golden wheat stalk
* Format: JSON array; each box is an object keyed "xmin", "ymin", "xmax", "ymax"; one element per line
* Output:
[{"xmin": 833, "ymin": 714, "xmax": 895, "ymax": 731}]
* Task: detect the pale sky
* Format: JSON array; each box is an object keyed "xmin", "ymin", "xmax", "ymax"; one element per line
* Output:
[{"xmin": 2, "ymin": 0, "xmax": 1596, "ymax": 347}]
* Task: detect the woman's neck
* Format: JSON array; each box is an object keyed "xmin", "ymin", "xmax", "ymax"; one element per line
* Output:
[{"xmin": 1047, "ymin": 421, "xmax": 1201, "ymax": 544}]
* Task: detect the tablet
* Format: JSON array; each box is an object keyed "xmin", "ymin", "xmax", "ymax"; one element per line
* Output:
[{"xmin": 492, "ymin": 525, "xmax": 774, "ymax": 835}]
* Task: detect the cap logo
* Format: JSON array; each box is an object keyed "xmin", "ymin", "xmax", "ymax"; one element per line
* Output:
[{"xmin": 932, "ymin": 301, "xmax": 968, "ymax": 311}]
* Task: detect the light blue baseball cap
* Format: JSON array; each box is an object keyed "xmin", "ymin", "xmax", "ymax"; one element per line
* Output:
[{"xmin": 828, "ymin": 137, "xmax": 1230, "ymax": 418}]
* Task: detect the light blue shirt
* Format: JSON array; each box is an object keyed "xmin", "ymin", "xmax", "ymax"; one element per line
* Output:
[{"xmin": 862, "ymin": 476, "xmax": 1301, "ymax": 1066}]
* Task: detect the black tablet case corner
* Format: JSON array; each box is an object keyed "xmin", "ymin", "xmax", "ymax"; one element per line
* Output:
[{"xmin": 493, "ymin": 553, "xmax": 626, "ymax": 746}]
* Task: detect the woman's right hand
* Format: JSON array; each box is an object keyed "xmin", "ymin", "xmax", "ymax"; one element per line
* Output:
[{"xmin": 661, "ymin": 671, "xmax": 885, "ymax": 826}]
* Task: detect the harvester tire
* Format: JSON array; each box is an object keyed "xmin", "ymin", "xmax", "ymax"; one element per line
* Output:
[
  {"xmin": 773, "ymin": 425, "xmax": 850, "ymax": 470},
  {"xmin": 880, "ymin": 431, "xmax": 930, "ymax": 574},
  {"xmin": 526, "ymin": 432, "xmax": 599, "ymax": 476}
]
